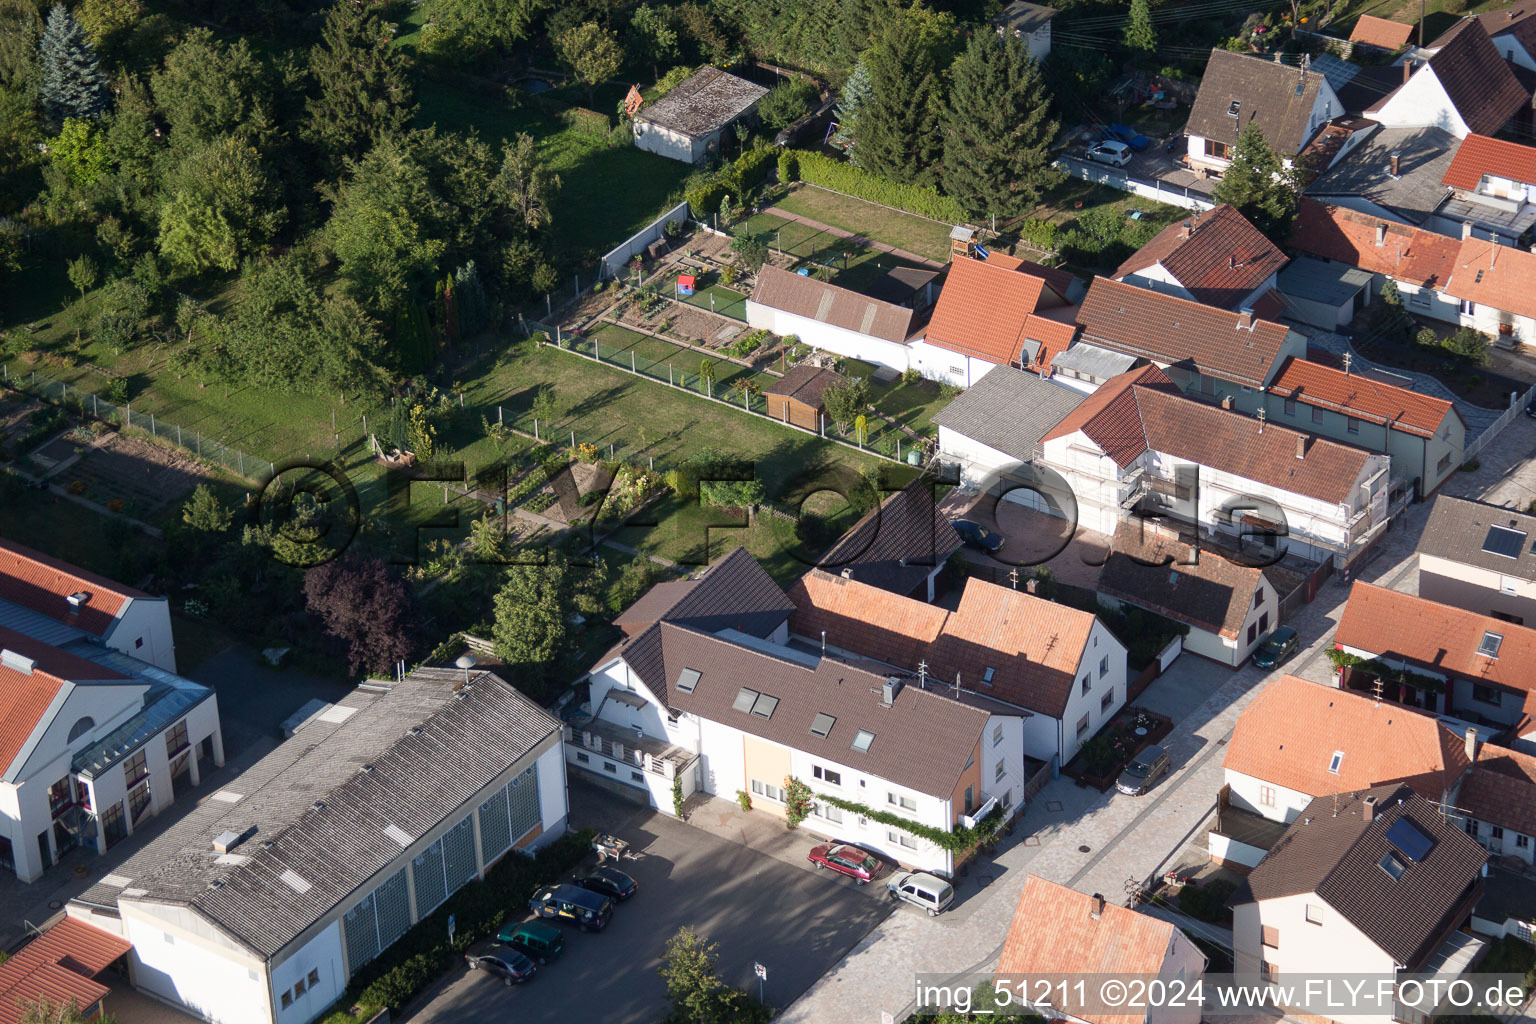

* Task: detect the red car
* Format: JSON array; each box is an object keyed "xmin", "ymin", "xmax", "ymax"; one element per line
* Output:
[{"xmin": 808, "ymin": 843, "xmax": 886, "ymax": 884}]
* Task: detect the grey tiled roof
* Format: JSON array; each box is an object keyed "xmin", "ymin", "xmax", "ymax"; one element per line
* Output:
[
  {"xmin": 75, "ymin": 669, "xmax": 560, "ymax": 959},
  {"xmin": 1236, "ymin": 786, "xmax": 1486, "ymax": 968},
  {"xmin": 1050, "ymin": 343, "xmax": 1139, "ymax": 381},
  {"xmin": 1185, "ymin": 50, "xmax": 1332, "ymax": 157},
  {"xmin": 1418, "ymin": 494, "xmax": 1536, "ymax": 582},
  {"xmin": 637, "ymin": 67, "xmax": 768, "ymax": 138},
  {"xmin": 932, "ymin": 365, "xmax": 1085, "ymax": 462},
  {"xmin": 815, "ymin": 479, "xmax": 962, "ymax": 597},
  {"xmin": 1308, "ymin": 125, "xmax": 1456, "ymax": 225},
  {"xmin": 993, "ymin": 0, "xmax": 1057, "ymax": 35}
]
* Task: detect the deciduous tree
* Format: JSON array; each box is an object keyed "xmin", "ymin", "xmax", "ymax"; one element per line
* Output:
[
  {"xmin": 658, "ymin": 929, "xmax": 770, "ymax": 1024},
  {"xmin": 491, "ymin": 559, "xmax": 570, "ymax": 699},
  {"xmin": 492, "ymin": 132, "xmax": 560, "ymax": 232},
  {"xmin": 629, "ymin": 4, "xmax": 679, "ymax": 78},
  {"xmin": 1123, "ymin": 0, "xmax": 1157, "ymax": 57},
  {"xmin": 325, "ymin": 137, "xmax": 448, "ymax": 310},
  {"xmin": 65, "ymin": 251, "xmax": 97, "ymax": 298},
  {"xmin": 941, "ymin": 33, "xmax": 1060, "ymax": 221},
  {"xmin": 555, "ymin": 21, "xmax": 623, "ymax": 103},
  {"xmin": 304, "ymin": 558, "xmax": 419, "ymax": 676},
  {"xmin": 38, "ymin": 2, "xmax": 107, "ymax": 126},
  {"xmin": 419, "ymin": 0, "xmax": 551, "ymax": 61},
  {"xmin": 156, "ymin": 134, "xmax": 283, "ymax": 274}
]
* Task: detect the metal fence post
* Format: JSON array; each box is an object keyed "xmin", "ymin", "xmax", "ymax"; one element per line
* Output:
[
  {"xmin": 177, "ymin": 425, "xmax": 182, "ymax": 446},
  {"xmin": 126, "ymin": 404, "xmax": 131, "ymax": 429},
  {"xmin": 238, "ymin": 451, "xmax": 244, "ymax": 476},
  {"xmin": 91, "ymin": 394, "xmax": 97, "ymax": 416}
]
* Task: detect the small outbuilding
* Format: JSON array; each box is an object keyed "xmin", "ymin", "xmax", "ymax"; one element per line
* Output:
[
  {"xmin": 764, "ymin": 363, "xmax": 846, "ymax": 431},
  {"xmin": 632, "ymin": 67, "xmax": 769, "ymax": 165}
]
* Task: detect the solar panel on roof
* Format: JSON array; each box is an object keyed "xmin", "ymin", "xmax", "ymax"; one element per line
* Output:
[
  {"xmin": 1385, "ymin": 817, "xmax": 1436, "ymax": 863},
  {"xmin": 1482, "ymin": 525, "xmax": 1525, "ymax": 559}
]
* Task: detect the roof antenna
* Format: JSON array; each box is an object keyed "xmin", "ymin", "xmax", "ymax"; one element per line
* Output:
[
  {"xmin": 1257, "ymin": 408, "xmax": 1267, "ymax": 434},
  {"xmin": 1333, "ymin": 792, "xmax": 1339, "ymax": 817},
  {"xmin": 821, "ymin": 630, "xmax": 827, "ymax": 657},
  {"xmin": 954, "ymin": 671, "xmax": 962, "ymax": 698},
  {"xmin": 918, "ymin": 659, "xmax": 928, "ymax": 690},
  {"xmin": 1343, "ymin": 352, "xmax": 1352, "ymax": 375}
]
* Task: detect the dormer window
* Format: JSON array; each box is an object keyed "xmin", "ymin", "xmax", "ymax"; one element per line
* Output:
[
  {"xmin": 1228, "ymin": 100, "xmax": 1241, "ymax": 118},
  {"xmin": 1328, "ymin": 750, "xmax": 1344, "ymax": 774},
  {"xmin": 1478, "ymin": 631, "xmax": 1503, "ymax": 658}
]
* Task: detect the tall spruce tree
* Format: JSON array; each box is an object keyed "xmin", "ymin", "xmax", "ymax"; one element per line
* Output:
[
  {"xmin": 38, "ymin": 2, "xmax": 107, "ymax": 127},
  {"xmin": 1211, "ymin": 120, "xmax": 1301, "ymax": 242},
  {"xmin": 831, "ymin": 59, "xmax": 869, "ymax": 157},
  {"xmin": 305, "ymin": 1, "xmax": 416, "ymax": 171},
  {"xmin": 852, "ymin": 4, "xmax": 955, "ymax": 187},
  {"xmin": 1123, "ymin": 0, "xmax": 1157, "ymax": 58},
  {"xmin": 941, "ymin": 33, "xmax": 1059, "ymax": 221}
]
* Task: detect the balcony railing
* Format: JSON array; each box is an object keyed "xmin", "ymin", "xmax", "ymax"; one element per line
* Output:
[{"xmin": 563, "ymin": 723, "xmax": 696, "ymax": 779}]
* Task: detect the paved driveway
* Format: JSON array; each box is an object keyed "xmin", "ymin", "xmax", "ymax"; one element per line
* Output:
[{"xmin": 401, "ymin": 781, "xmax": 891, "ymax": 1024}]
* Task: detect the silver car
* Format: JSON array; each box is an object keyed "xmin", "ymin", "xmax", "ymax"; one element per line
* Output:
[
  {"xmin": 1116, "ymin": 745, "xmax": 1171, "ymax": 796},
  {"xmin": 886, "ymin": 871, "xmax": 955, "ymax": 916}
]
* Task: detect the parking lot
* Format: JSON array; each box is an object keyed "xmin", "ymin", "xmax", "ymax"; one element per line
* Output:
[{"xmin": 401, "ymin": 780, "xmax": 893, "ymax": 1023}]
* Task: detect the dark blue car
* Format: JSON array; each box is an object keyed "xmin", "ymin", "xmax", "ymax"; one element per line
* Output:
[
  {"xmin": 951, "ymin": 519, "xmax": 1004, "ymax": 553},
  {"xmin": 1108, "ymin": 124, "xmax": 1152, "ymax": 150}
]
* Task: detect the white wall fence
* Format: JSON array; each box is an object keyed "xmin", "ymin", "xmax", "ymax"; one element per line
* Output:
[
  {"xmin": 599, "ymin": 200, "xmax": 692, "ymax": 280},
  {"xmin": 1464, "ymin": 383, "xmax": 1536, "ymax": 463},
  {"xmin": 1054, "ymin": 156, "xmax": 1216, "ymax": 213}
]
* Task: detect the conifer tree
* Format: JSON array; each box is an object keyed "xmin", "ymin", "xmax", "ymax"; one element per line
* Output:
[
  {"xmin": 305, "ymin": 0, "xmax": 416, "ymax": 170},
  {"xmin": 1123, "ymin": 0, "xmax": 1157, "ymax": 58},
  {"xmin": 941, "ymin": 33, "xmax": 1059, "ymax": 221},
  {"xmin": 1212, "ymin": 120, "xmax": 1301, "ymax": 242},
  {"xmin": 850, "ymin": 4, "xmax": 955, "ymax": 187},
  {"xmin": 38, "ymin": 2, "xmax": 107, "ymax": 127},
  {"xmin": 831, "ymin": 60, "xmax": 869, "ymax": 157}
]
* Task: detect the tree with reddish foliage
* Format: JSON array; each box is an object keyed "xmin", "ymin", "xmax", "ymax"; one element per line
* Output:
[{"xmin": 304, "ymin": 558, "xmax": 418, "ymax": 676}]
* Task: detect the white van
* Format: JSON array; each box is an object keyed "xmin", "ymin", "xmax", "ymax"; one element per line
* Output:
[{"xmin": 886, "ymin": 871, "xmax": 955, "ymax": 916}]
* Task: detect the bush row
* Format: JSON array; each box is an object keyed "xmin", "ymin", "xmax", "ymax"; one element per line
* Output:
[
  {"xmin": 321, "ymin": 828, "xmax": 596, "ymax": 1022},
  {"xmin": 786, "ymin": 150, "xmax": 966, "ymax": 223}
]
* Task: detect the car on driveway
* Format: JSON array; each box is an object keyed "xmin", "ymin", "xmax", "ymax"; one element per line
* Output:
[
  {"xmin": 496, "ymin": 921, "xmax": 565, "ymax": 964},
  {"xmin": 529, "ymin": 883, "xmax": 613, "ymax": 931},
  {"xmin": 465, "ymin": 946, "xmax": 537, "ymax": 985},
  {"xmin": 1252, "ymin": 626, "xmax": 1299, "ymax": 669},
  {"xmin": 1116, "ymin": 745, "xmax": 1171, "ymax": 796},
  {"xmin": 951, "ymin": 519, "xmax": 1004, "ymax": 554},
  {"xmin": 886, "ymin": 872, "xmax": 955, "ymax": 916},
  {"xmin": 808, "ymin": 843, "xmax": 887, "ymax": 884},
  {"xmin": 1087, "ymin": 140, "xmax": 1132, "ymax": 167},
  {"xmin": 1107, "ymin": 124, "xmax": 1151, "ymax": 150},
  {"xmin": 575, "ymin": 865, "xmax": 638, "ymax": 902}
]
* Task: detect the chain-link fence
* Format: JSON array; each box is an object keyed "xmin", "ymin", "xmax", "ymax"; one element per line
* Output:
[
  {"xmin": 1, "ymin": 362, "xmax": 274, "ymax": 482},
  {"xmin": 524, "ymin": 322, "xmax": 921, "ymax": 466}
]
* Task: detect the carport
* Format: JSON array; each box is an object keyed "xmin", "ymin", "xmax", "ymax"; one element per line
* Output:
[{"xmin": 1275, "ymin": 256, "xmax": 1374, "ymax": 330}]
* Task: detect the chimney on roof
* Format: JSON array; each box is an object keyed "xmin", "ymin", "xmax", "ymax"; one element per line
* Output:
[
  {"xmin": 1463, "ymin": 220, "xmax": 1474, "ymax": 239},
  {"xmin": 1375, "ymin": 223, "xmax": 1387, "ymax": 246},
  {"xmin": 1465, "ymin": 725, "xmax": 1480, "ymax": 761},
  {"xmin": 0, "ymin": 649, "xmax": 36, "ymax": 675},
  {"xmin": 1026, "ymin": 577, "xmax": 1038, "ymax": 594},
  {"xmin": 1222, "ymin": 395, "xmax": 1234, "ymax": 410},
  {"xmin": 1363, "ymin": 794, "xmax": 1377, "ymax": 822},
  {"xmin": 66, "ymin": 592, "xmax": 89, "ymax": 621},
  {"xmin": 1295, "ymin": 435, "xmax": 1306, "ymax": 459},
  {"xmin": 1389, "ymin": 150, "xmax": 1401, "ymax": 177},
  {"xmin": 882, "ymin": 677, "xmax": 903, "ymax": 706},
  {"xmin": 1179, "ymin": 220, "xmax": 1193, "ymax": 239},
  {"xmin": 1238, "ymin": 307, "xmax": 1254, "ymax": 329},
  {"xmin": 1090, "ymin": 893, "xmax": 1105, "ymax": 919},
  {"xmin": 841, "ymin": 568, "xmax": 854, "ymax": 580},
  {"xmin": 1403, "ymin": 59, "xmax": 1412, "ymax": 86}
]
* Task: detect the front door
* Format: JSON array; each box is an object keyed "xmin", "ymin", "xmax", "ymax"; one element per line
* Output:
[{"xmin": 36, "ymin": 832, "xmax": 50, "ymax": 871}]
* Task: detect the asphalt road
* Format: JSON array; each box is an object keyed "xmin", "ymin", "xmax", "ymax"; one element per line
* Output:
[{"xmin": 400, "ymin": 780, "xmax": 893, "ymax": 1024}]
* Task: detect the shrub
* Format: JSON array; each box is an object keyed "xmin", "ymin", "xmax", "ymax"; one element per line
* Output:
[
  {"xmin": 1442, "ymin": 326, "xmax": 1490, "ymax": 366},
  {"xmin": 777, "ymin": 150, "xmax": 799, "ymax": 183},
  {"xmin": 686, "ymin": 180, "xmax": 729, "ymax": 221},
  {"xmin": 758, "ymin": 79, "xmax": 819, "ymax": 130},
  {"xmin": 654, "ymin": 65, "xmax": 694, "ymax": 96},
  {"xmin": 1017, "ymin": 218, "xmax": 1060, "ymax": 250},
  {"xmin": 900, "ymin": 367, "xmax": 921, "ymax": 386},
  {"xmin": 736, "ymin": 789, "xmax": 752, "ymax": 811},
  {"xmin": 728, "ymin": 146, "xmax": 778, "ymax": 195},
  {"xmin": 560, "ymin": 106, "xmax": 611, "ymax": 137},
  {"xmin": 788, "ymin": 150, "xmax": 965, "ymax": 222},
  {"xmin": 701, "ymin": 477, "xmax": 765, "ymax": 508},
  {"xmin": 719, "ymin": 264, "xmax": 739, "ymax": 286}
]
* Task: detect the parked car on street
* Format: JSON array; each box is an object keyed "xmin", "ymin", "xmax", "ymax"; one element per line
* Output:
[
  {"xmin": 808, "ymin": 843, "xmax": 887, "ymax": 884},
  {"xmin": 951, "ymin": 519, "xmax": 1004, "ymax": 553},
  {"xmin": 528, "ymin": 883, "xmax": 613, "ymax": 931},
  {"xmin": 1252, "ymin": 626, "xmax": 1299, "ymax": 669},
  {"xmin": 886, "ymin": 872, "xmax": 955, "ymax": 916},
  {"xmin": 496, "ymin": 921, "xmax": 565, "ymax": 964},
  {"xmin": 465, "ymin": 946, "xmax": 537, "ymax": 985},
  {"xmin": 1087, "ymin": 140, "xmax": 1132, "ymax": 167},
  {"xmin": 1116, "ymin": 745, "xmax": 1171, "ymax": 796},
  {"xmin": 574, "ymin": 865, "xmax": 638, "ymax": 902}
]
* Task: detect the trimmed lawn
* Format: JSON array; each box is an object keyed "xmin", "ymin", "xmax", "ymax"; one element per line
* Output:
[
  {"xmin": 682, "ymin": 284, "xmax": 749, "ymax": 321},
  {"xmin": 773, "ymin": 185, "xmax": 955, "ymax": 261},
  {"xmin": 587, "ymin": 325, "xmax": 775, "ymax": 393},
  {"xmin": 733, "ymin": 212, "xmax": 934, "ymax": 295},
  {"xmin": 841, "ymin": 358, "xmax": 947, "ymax": 438},
  {"xmin": 414, "ymin": 80, "xmax": 690, "ymax": 258}
]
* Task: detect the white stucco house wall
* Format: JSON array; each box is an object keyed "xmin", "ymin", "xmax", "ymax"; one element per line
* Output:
[{"xmin": 633, "ymin": 67, "xmax": 769, "ymax": 165}]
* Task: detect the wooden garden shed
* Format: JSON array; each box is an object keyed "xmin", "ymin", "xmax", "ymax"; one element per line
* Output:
[{"xmin": 764, "ymin": 363, "xmax": 845, "ymax": 432}]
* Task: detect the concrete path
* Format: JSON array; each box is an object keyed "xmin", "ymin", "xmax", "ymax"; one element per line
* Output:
[{"xmin": 781, "ymin": 413, "xmax": 1536, "ymax": 1024}]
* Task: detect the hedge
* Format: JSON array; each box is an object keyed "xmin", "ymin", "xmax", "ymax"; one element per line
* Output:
[
  {"xmin": 687, "ymin": 180, "xmax": 729, "ymax": 220},
  {"xmin": 319, "ymin": 828, "xmax": 596, "ymax": 1023},
  {"xmin": 729, "ymin": 145, "xmax": 778, "ymax": 194},
  {"xmin": 787, "ymin": 150, "xmax": 966, "ymax": 223}
]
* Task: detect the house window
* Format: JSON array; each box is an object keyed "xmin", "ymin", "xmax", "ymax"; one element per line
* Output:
[
  {"xmin": 308, "ymin": 969, "xmax": 319, "ymax": 987},
  {"xmin": 1261, "ymin": 961, "xmax": 1278, "ymax": 981},
  {"xmin": 1460, "ymin": 298, "xmax": 1475, "ymax": 316},
  {"xmin": 1411, "ymin": 288, "xmax": 1430, "ymax": 308},
  {"xmin": 1208, "ymin": 140, "xmax": 1231, "ymax": 159},
  {"xmin": 1467, "ymin": 819, "xmax": 1480, "ymax": 838},
  {"xmin": 1473, "ymin": 684, "xmax": 1504, "ymax": 706},
  {"xmin": 603, "ymin": 762, "xmax": 617, "ymax": 774},
  {"xmin": 1259, "ymin": 613, "xmax": 1269, "ymax": 634},
  {"xmin": 1247, "ymin": 622, "xmax": 1258, "ymax": 645},
  {"xmin": 813, "ymin": 765, "xmax": 841, "ymax": 786},
  {"xmin": 1347, "ymin": 417, "xmax": 1360, "ymax": 434},
  {"xmin": 995, "ymin": 759, "xmax": 1007, "ymax": 782},
  {"xmin": 1437, "ymin": 453, "xmax": 1452, "ymax": 473},
  {"xmin": 1254, "ymin": 589, "xmax": 1264, "ymax": 608},
  {"xmin": 1081, "ymin": 674, "xmax": 1091, "ymax": 696},
  {"xmin": 1306, "ymin": 904, "xmax": 1324, "ymax": 925},
  {"xmin": 294, "ymin": 977, "xmax": 307, "ymax": 997},
  {"xmin": 47, "ymin": 777, "xmax": 74, "ymax": 817},
  {"xmin": 1311, "ymin": 406, "xmax": 1323, "ymax": 424},
  {"xmin": 575, "ymin": 752, "xmax": 589, "ymax": 763},
  {"xmin": 129, "ymin": 780, "xmax": 151, "ymax": 819},
  {"xmin": 1259, "ymin": 785, "xmax": 1276, "ymax": 807},
  {"xmin": 887, "ymin": 792, "xmax": 918, "ymax": 812},
  {"xmin": 1284, "ymin": 397, "xmax": 1296, "ymax": 416},
  {"xmin": 631, "ymin": 771, "xmax": 644, "ymax": 783},
  {"xmin": 964, "ymin": 785, "xmax": 975, "ymax": 813},
  {"xmin": 1492, "ymin": 826, "xmax": 1505, "ymax": 840},
  {"xmin": 1099, "ymin": 656, "xmax": 1109, "ymax": 678},
  {"xmin": 993, "ymin": 723, "xmax": 1004, "ymax": 747},
  {"xmin": 123, "ymin": 750, "xmax": 149, "ymax": 788},
  {"xmin": 751, "ymin": 779, "xmax": 783, "ymax": 802},
  {"xmin": 1517, "ymin": 834, "xmax": 1530, "ymax": 849},
  {"xmin": 817, "ymin": 803, "xmax": 844, "ymax": 824},
  {"xmin": 888, "ymin": 830, "xmax": 918, "ymax": 850},
  {"xmin": 1262, "ymin": 925, "xmax": 1280, "ymax": 949},
  {"xmin": 281, "ymin": 992, "xmax": 292, "ymax": 1010},
  {"xmin": 165, "ymin": 721, "xmax": 189, "ymax": 758},
  {"xmin": 1076, "ymin": 714, "xmax": 1090, "ymax": 738},
  {"xmin": 1101, "ymin": 690, "xmax": 1115, "ymax": 712}
]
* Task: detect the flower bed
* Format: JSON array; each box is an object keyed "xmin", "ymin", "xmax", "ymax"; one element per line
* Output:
[{"xmin": 1060, "ymin": 705, "xmax": 1174, "ymax": 791}]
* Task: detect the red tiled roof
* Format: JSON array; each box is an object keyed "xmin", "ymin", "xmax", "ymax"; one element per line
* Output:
[
  {"xmin": 1249, "ymin": 287, "xmax": 1288, "ymax": 320},
  {"xmin": 1113, "ymin": 204, "xmax": 1288, "ymax": 310},
  {"xmin": 1335, "ymin": 582, "xmax": 1536, "ymax": 697},
  {"xmin": 1268, "ymin": 356, "xmax": 1459, "ymax": 438},
  {"xmin": 1000, "ymin": 876, "xmax": 1181, "ymax": 1024},
  {"xmin": 1446, "ymin": 237, "xmax": 1536, "ymax": 321},
  {"xmin": 0, "ymin": 538, "xmax": 146, "ymax": 638},
  {"xmin": 1225, "ymin": 674, "xmax": 1470, "ymax": 799},
  {"xmin": 0, "ymin": 917, "xmax": 130, "ymax": 1024},
  {"xmin": 1098, "ymin": 523, "xmax": 1266, "ymax": 639},
  {"xmin": 1076, "ymin": 276, "xmax": 1294, "ymax": 387},
  {"xmin": 1041, "ymin": 364, "xmax": 1176, "ymax": 463},
  {"xmin": 1012, "ymin": 257, "xmax": 1082, "ymax": 300},
  {"xmin": 1475, "ymin": 5, "xmax": 1536, "ymax": 36},
  {"xmin": 925, "ymin": 255, "xmax": 1064, "ymax": 364},
  {"xmin": 1442, "ymin": 133, "xmax": 1536, "ymax": 190},
  {"xmin": 0, "ymin": 628, "xmax": 127, "ymax": 776},
  {"xmin": 1021, "ymin": 314, "xmax": 1078, "ymax": 368},
  {"xmin": 1289, "ymin": 200, "xmax": 1460, "ymax": 289},
  {"xmin": 1459, "ymin": 744, "xmax": 1536, "ymax": 836},
  {"xmin": 788, "ymin": 571, "xmax": 1099, "ymax": 717},
  {"xmin": 1350, "ymin": 14, "xmax": 1415, "ymax": 49}
]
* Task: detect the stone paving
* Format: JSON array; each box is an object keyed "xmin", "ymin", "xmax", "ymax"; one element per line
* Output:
[{"xmin": 781, "ymin": 413, "xmax": 1536, "ymax": 1024}]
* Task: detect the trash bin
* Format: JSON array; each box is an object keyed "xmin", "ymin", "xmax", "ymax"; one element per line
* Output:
[
  {"xmin": 494, "ymin": 498, "xmax": 506, "ymax": 515},
  {"xmin": 906, "ymin": 448, "xmax": 922, "ymax": 466}
]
